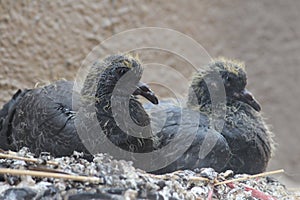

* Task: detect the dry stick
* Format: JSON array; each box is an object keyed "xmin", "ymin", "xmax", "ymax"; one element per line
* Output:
[
  {"xmin": 0, "ymin": 168, "xmax": 102, "ymax": 183},
  {"xmin": 153, "ymin": 175, "xmax": 209, "ymax": 182},
  {"xmin": 148, "ymin": 172, "xmax": 211, "ymax": 191},
  {"xmin": 148, "ymin": 170, "xmax": 209, "ymax": 182},
  {"xmin": 214, "ymin": 169, "xmax": 284, "ymax": 186},
  {"xmin": 288, "ymin": 187, "xmax": 300, "ymax": 192},
  {"xmin": 147, "ymin": 171, "xmax": 181, "ymax": 179},
  {"xmin": 0, "ymin": 153, "xmax": 59, "ymax": 166},
  {"xmin": 188, "ymin": 176, "xmax": 210, "ymax": 182},
  {"xmin": 28, "ymin": 166, "xmax": 70, "ymax": 175}
]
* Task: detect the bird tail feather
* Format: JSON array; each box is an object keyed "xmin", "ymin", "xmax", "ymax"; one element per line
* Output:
[{"xmin": 0, "ymin": 89, "xmax": 29, "ymax": 150}]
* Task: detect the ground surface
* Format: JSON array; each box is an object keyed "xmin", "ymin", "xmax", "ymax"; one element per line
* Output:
[
  {"xmin": 0, "ymin": 0, "xmax": 300, "ymax": 187},
  {"xmin": 0, "ymin": 149, "xmax": 297, "ymax": 200}
]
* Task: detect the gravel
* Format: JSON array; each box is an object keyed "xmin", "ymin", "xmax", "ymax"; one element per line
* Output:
[{"xmin": 0, "ymin": 148, "xmax": 298, "ymax": 200}]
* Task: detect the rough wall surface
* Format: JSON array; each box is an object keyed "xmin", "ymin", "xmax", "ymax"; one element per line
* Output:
[{"xmin": 0, "ymin": 0, "xmax": 299, "ymax": 186}]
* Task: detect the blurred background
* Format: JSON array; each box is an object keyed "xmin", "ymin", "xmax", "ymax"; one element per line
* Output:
[{"xmin": 0, "ymin": 0, "xmax": 299, "ymax": 187}]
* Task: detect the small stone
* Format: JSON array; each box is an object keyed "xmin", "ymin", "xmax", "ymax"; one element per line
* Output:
[
  {"xmin": 124, "ymin": 189, "xmax": 138, "ymax": 200},
  {"xmin": 156, "ymin": 180, "xmax": 166, "ymax": 189},
  {"xmin": 191, "ymin": 186, "xmax": 207, "ymax": 196},
  {"xmin": 1, "ymin": 188, "xmax": 36, "ymax": 200},
  {"xmin": 200, "ymin": 168, "xmax": 218, "ymax": 180}
]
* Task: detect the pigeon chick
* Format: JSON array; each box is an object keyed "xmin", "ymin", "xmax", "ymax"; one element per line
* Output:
[
  {"xmin": 148, "ymin": 58, "xmax": 274, "ymax": 175},
  {"xmin": 0, "ymin": 54, "xmax": 158, "ymax": 159}
]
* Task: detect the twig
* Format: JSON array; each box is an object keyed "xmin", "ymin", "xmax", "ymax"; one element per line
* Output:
[
  {"xmin": 0, "ymin": 168, "xmax": 103, "ymax": 183},
  {"xmin": 148, "ymin": 171, "xmax": 209, "ymax": 182},
  {"xmin": 28, "ymin": 166, "xmax": 70, "ymax": 175},
  {"xmin": 147, "ymin": 170, "xmax": 184, "ymax": 180},
  {"xmin": 189, "ymin": 176, "xmax": 210, "ymax": 182},
  {"xmin": 0, "ymin": 153, "xmax": 59, "ymax": 166},
  {"xmin": 214, "ymin": 169, "xmax": 284, "ymax": 186}
]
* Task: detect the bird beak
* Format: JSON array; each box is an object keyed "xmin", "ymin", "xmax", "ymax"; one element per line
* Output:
[
  {"xmin": 233, "ymin": 89, "xmax": 261, "ymax": 112},
  {"xmin": 133, "ymin": 82, "xmax": 159, "ymax": 105}
]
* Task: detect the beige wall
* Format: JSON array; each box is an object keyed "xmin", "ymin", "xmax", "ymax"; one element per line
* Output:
[{"xmin": 1, "ymin": 0, "xmax": 299, "ymax": 186}]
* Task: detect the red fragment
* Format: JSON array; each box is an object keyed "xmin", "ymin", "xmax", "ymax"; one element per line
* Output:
[
  {"xmin": 207, "ymin": 189, "xmax": 213, "ymax": 200},
  {"xmin": 226, "ymin": 183, "xmax": 277, "ymax": 200},
  {"xmin": 243, "ymin": 184, "xmax": 277, "ymax": 200}
]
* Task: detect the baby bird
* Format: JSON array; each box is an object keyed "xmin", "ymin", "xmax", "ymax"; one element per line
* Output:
[
  {"xmin": 0, "ymin": 54, "xmax": 158, "ymax": 159},
  {"xmin": 149, "ymin": 58, "xmax": 274, "ymax": 174}
]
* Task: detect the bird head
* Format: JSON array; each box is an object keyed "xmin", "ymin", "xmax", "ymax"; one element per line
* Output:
[
  {"xmin": 188, "ymin": 58, "xmax": 261, "ymax": 112},
  {"xmin": 96, "ymin": 54, "xmax": 158, "ymax": 105}
]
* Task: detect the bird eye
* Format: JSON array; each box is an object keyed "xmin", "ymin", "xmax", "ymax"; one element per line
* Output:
[
  {"xmin": 116, "ymin": 68, "xmax": 127, "ymax": 75},
  {"xmin": 226, "ymin": 76, "xmax": 231, "ymax": 82}
]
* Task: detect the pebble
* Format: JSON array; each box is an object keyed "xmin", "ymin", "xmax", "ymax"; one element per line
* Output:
[{"xmin": 0, "ymin": 148, "xmax": 297, "ymax": 199}]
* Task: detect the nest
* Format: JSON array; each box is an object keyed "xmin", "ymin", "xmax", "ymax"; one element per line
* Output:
[{"xmin": 0, "ymin": 148, "xmax": 298, "ymax": 199}]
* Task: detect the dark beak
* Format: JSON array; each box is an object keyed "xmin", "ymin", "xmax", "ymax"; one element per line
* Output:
[
  {"xmin": 233, "ymin": 89, "xmax": 261, "ymax": 112},
  {"xmin": 133, "ymin": 82, "xmax": 159, "ymax": 105}
]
